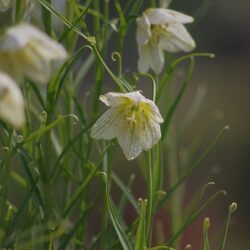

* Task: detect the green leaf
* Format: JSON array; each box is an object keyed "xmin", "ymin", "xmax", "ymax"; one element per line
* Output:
[
  {"xmin": 161, "ymin": 58, "xmax": 195, "ymax": 140},
  {"xmin": 219, "ymin": 202, "xmax": 237, "ymax": 250},
  {"xmin": 63, "ymin": 163, "xmax": 96, "ymax": 216},
  {"xmin": 41, "ymin": 0, "xmax": 52, "ymax": 35},
  {"xmin": 159, "ymin": 126, "xmax": 229, "ymax": 207},
  {"xmin": 100, "ymin": 172, "xmax": 133, "ymax": 250},
  {"xmin": 135, "ymin": 199, "xmax": 147, "ymax": 250},
  {"xmin": 23, "ymin": 115, "xmax": 67, "ymax": 143},
  {"xmin": 112, "ymin": 173, "xmax": 139, "ymax": 214},
  {"xmin": 166, "ymin": 190, "xmax": 226, "ymax": 246},
  {"xmin": 46, "ymin": 45, "xmax": 92, "ymax": 115},
  {"xmin": 156, "ymin": 53, "xmax": 214, "ymax": 103}
]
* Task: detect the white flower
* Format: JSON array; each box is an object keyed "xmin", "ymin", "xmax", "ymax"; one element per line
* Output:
[
  {"xmin": 91, "ymin": 91, "xmax": 164, "ymax": 160},
  {"xmin": 136, "ymin": 8, "xmax": 196, "ymax": 74},
  {"xmin": 0, "ymin": 72, "xmax": 25, "ymax": 129},
  {"xmin": 0, "ymin": 23, "xmax": 67, "ymax": 84}
]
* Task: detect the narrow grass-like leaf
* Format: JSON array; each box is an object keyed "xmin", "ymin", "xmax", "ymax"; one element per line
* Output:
[
  {"xmin": 58, "ymin": 206, "xmax": 94, "ymax": 250},
  {"xmin": 156, "ymin": 53, "xmax": 214, "ymax": 102},
  {"xmin": 63, "ymin": 163, "xmax": 96, "ymax": 216},
  {"xmin": 135, "ymin": 199, "xmax": 147, "ymax": 250},
  {"xmin": 166, "ymin": 190, "xmax": 226, "ymax": 246},
  {"xmin": 10, "ymin": 170, "xmax": 28, "ymax": 189},
  {"xmin": 41, "ymin": 0, "xmax": 52, "ymax": 35},
  {"xmin": 50, "ymin": 122, "xmax": 94, "ymax": 181},
  {"xmin": 39, "ymin": 0, "xmax": 88, "ymax": 40},
  {"xmin": 152, "ymin": 143, "xmax": 163, "ymax": 211},
  {"xmin": 46, "ymin": 45, "xmax": 92, "ymax": 114},
  {"xmin": 19, "ymin": 150, "xmax": 44, "ymax": 210},
  {"xmin": 6, "ymin": 185, "xmax": 36, "ymax": 239},
  {"xmin": 13, "ymin": 221, "xmax": 67, "ymax": 250},
  {"xmin": 146, "ymin": 151, "xmax": 153, "ymax": 245},
  {"xmin": 182, "ymin": 182, "xmax": 216, "ymax": 221},
  {"xmin": 28, "ymin": 81, "xmax": 46, "ymax": 109},
  {"xmin": 161, "ymin": 58, "xmax": 195, "ymax": 140},
  {"xmin": 112, "ymin": 173, "xmax": 139, "ymax": 214},
  {"xmin": 219, "ymin": 202, "xmax": 237, "ymax": 250},
  {"xmin": 159, "ymin": 126, "xmax": 229, "ymax": 207},
  {"xmin": 59, "ymin": 0, "xmax": 92, "ymax": 42},
  {"xmin": 100, "ymin": 172, "xmax": 133, "ymax": 250},
  {"xmin": 23, "ymin": 115, "xmax": 72, "ymax": 143}
]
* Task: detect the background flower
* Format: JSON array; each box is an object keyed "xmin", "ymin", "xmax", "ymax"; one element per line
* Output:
[
  {"xmin": 136, "ymin": 8, "xmax": 195, "ymax": 74},
  {"xmin": 0, "ymin": 72, "xmax": 25, "ymax": 128},
  {"xmin": 0, "ymin": 23, "xmax": 67, "ymax": 84}
]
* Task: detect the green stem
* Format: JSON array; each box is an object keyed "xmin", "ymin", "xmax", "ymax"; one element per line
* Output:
[
  {"xmin": 146, "ymin": 150, "xmax": 153, "ymax": 247},
  {"xmin": 167, "ymin": 123, "xmax": 182, "ymax": 249},
  {"xmin": 219, "ymin": 203, "xmax": 237, "ymax": 250}
]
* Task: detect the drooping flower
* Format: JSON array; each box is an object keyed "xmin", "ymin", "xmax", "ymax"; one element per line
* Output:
[
  {"xmin": 91, "ymin": 91, "xmax": 164, "ymax": 160},
  {"xmin": 136, "ymin": 8, "xmax": 196, "ymax": 74},
  {"xmin": 0, "ymin": 72, "xmax": 25, "ymax": 129},
  {"xmin": 0, "ymin": 23, "xmax": 67, "ymax": 84}
]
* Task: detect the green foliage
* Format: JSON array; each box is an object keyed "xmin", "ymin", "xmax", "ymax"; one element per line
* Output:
[{"xmin": 0, "ymin": 0, "xmax": 237, "ymax": 249}]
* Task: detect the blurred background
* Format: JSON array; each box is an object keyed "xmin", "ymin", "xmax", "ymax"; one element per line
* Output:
[
  {"xmin": 118, "ymin": 0, "xmax": 250, "ymax": 249},
  {"xmin": 181, "ymin": 0, "xmax": 250, "ymax": 249}
]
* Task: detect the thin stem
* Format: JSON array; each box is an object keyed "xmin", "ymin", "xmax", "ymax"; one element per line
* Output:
[{"xmin": 146, "ymin": 150, "xmax": 153, "ymax": 247}]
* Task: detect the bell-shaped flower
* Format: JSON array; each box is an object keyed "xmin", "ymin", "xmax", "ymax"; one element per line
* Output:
[
  {"xmin": 91, "ymin": 91, "xmax": 164, "ymax": 160},
  {"xmin": 0, "ymin": 23, "xmax": 67, "ymax": 84},
  {"xmin": 0, "ymin": 72, "xmax": 25, "ymax": 129},
  {"xmin": 136, "ymin": 8, "xmax": 196, "ymax": 74}
]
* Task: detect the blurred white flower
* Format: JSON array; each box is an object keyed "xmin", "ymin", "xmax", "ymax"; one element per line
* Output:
[
  {"xmin": 0, "ymin": 72, "xmax": 25, "ymax": 129},
  {"xmin": 0, "ymin": 23, "xmax": 67, "ymax": 84},
  {"xmin": 136, "ymin": 8, "xmax": 196, "ymax": 74},
  {"xmin": 91, "ymin": 91, "xmax": 164, "ymax": 160}
]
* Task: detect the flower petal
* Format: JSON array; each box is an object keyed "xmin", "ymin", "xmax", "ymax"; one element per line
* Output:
[
  {"xmin": 145, "ymin": 8, "xmax": 194, "ymax": 25},
  {"xmin": 0, "ymin": 72, "xmax": 25, "ymax": 128},
  {"xmin": 117, "ymin": 124, "xmax": 142, "ymax": 160},
  {"xmin": 160, "ymin": 23, "xmax": 195, "ymax": 52},
  {"xmin": 0, "ymin": 23, "xmax": 67, "ymax": 84},
  {"xmin": 90, "ymin": 107, "xmax": 124, "ymax": 140},
  {"xmin": 138, "ymin": 46, "xmax": 150, "ymax": 73},
  {"xmin": 140, "ymin": 99, "xmax": 164, "ymax": 123},
  {"xmin": 17, "ymin": 45, "xmax": 51, "ymax": 83},
  {"xmin": 139, "ymin": 117, "xmax": 161, "ymax": 151},
  {"xmin": 138, "ymin": 41, "xmax": 164, "ymax": 74},
  {"xmin": 100, "ymin": 92, "xmax": 132, "ymax": 107},
  {"xmin": 136, "ymin": 14, "xmax": 152, "ymax": 45}
]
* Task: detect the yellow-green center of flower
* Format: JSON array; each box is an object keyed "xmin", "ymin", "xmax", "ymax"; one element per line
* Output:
[
  {"xmin": 151, "ymin": 25, "xmax": 169, "ymax": 44},
  {"xmin": 124, "ymin": 101, "xmax": 152, "ymax": 127}
]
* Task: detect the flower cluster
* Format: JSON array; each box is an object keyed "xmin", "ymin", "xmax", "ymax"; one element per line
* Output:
[
  {"xmin": 91, "ymin": 7, "xmax": 196, "ymax": 159},
  {"xmin": 0, "ymin": 3, "xmax": 196, "ymax": 160}
]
